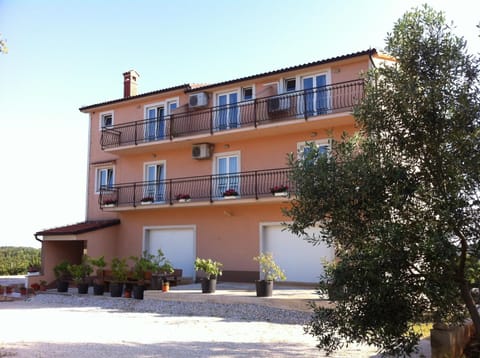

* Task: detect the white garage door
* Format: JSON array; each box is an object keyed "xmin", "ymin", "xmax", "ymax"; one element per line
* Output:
[
  {"xmin": 145, "ymin": 227, "xmax": 195, "ymax": 279},
  {"xmin": 262, "ymin": 225, "xmax": 334, "ymax": 283}
]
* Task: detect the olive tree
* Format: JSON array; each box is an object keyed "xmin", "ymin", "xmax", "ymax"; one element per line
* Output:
[{"xmin": 285, "ymin": 5, "xmax": 480, "ymax": 356}]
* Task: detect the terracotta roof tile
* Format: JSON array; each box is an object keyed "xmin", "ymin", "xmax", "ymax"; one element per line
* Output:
[{"xmin": 35, "ymin": 220, "xmax": 120, "ymax": 236}]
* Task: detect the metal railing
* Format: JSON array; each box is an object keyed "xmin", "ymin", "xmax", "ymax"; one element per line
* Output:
[
  {"xmin": 101, "ymin": 79, "xmax": 364, "ymax": 149},
  {"xmin": 99, "ymin": 167, "xmax": 292, "ymax": 208}
]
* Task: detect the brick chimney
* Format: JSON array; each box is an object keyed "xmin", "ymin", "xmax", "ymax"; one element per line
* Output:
[{"xmin": 123, "ymin": 70, "xmax": 139, "ymax": 98}]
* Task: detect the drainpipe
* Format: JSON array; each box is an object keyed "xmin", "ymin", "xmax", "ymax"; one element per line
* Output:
[
  {"xmin": 34, "ymin": 234, "xmax": 43, "ymax": 244},
  {"xmin": 369, "ymin": 50, "xmax": 377, "ymax": 69}
]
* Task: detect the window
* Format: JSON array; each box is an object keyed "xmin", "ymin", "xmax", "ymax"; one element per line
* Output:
[
  {"xmin": 242, "ymin": 87, "xmax": 253, "ymax": 101},
  {"xmin": 302, "ymin": 73, "xmax": 329, "ymax": 115},
  {"xmin": 216, "ymin": 91, "xmax": 239, "ymax": 130},
  {"xmin": 216, "ymin": 154, "xmax": 240, "ymax": 197},
  {"xmin": 285, "ymin": 78, "xmax": 296, "ymax": 92},
  {"xmin": 96, "ymin": 167, "xmax": 114, "ymax": 193},
  {"xmin": 144, "ymin": 99, "xmax": 178, "ymax": 141},
  {"xmin": 100, "ymin": 112, "xmax": 113, "ymax": 129},
  {"xmin": 144, "ymin": 162, "xmax": 165, "ymax": 201},
  {"xmin": 297, "ymin": 139, "xmax": 331, "ymax": 160}
]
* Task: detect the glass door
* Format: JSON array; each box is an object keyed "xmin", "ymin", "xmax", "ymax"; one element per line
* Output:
[
  {"xmin": 216, "ymin": 155, "xmax": 239, "ymax": 197},
  {"xmin": 146, "ymin": 106, "xmax": 165, "ymax": 141},
  {"xmin": 145, "ymin": 163, "xmax": 165, "ymax": 202},
  {"xmin": 216, "ymin": 92, "xmax": 239, "ymax": 130},
  {"xmin": 302, "ymin": 74, "xmax": 328, "ymax": 116}
]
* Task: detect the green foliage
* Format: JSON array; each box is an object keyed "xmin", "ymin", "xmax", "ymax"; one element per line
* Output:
[
  {"xmin": 0, "ymin": 246, "xmax": 41, "ymax": 275},
  {"xmin": 253, "ymin": 252, "xmax": 286, "ymax": 281},
  {"xmin": 285, "ymin": 5, "xmax": 480, "ymax": 356},
  {"xmin": 69, "ymin": 256, "xmax": 93, "ymax": 284},
  {"xmin": 53, "ymin": 260, "xmax": 70, "ymax": 281},
  {"xmin": 88, "ymin": 256, "xmax": 106, "ymax": 269},
  {"xmin": 110, "ymin": 257, "xmax": 129, "ymax": 282},
  {"xmin": 194, "ymin": 257, "xmax": 223, "ymax": 278},
  {"xmin": 129, "ymin": 251, "xmax": 156, "ymax": 281},
  {"xmin": 150, "ymin": 249, "xmax": 174, "ymax": 274}
]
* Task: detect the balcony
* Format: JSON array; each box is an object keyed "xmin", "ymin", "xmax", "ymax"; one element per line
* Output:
[
  {"xmin": 101, "ymin": 79, "xmax": 364, "ymax": 150},
  {"xmin": 99, "ymin": 168, "xmax": 292, "ymax": 209}
]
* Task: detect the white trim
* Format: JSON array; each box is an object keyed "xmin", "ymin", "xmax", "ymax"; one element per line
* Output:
[
  {"xmin": 241, "ymin": 85, "xmax": 255, "ymax": 101},
  {"xmin": 99, "ymin": 110, "xmax": 114, "ymax": 130},
  {"xmin": 94, "ymin": 165, "xmax": 115, "ymax": 194},
  {"xmin": 143, "ymin": 160, "xmax": 167, "ymax": 181},
  {"xmin": 42, "ymin": 235, "xmax": 79, "ymax": 241},
  {"xmin": 143, "ymin": 97, "xmax": 180, "ymax": 117},
  {"xmin": 212, "ymin": 150, "xmax": 241, "ymax": 173},
  {"xmin": 297, "ymin": 138, "xmax": 331, "ymax": 159}
]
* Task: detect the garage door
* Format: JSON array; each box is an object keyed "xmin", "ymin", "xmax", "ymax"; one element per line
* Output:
[
  {"xmin": 145, "ymin": 227, "xmax": 196, "ymax": 279},
  {"xmin": 262, "ymin": 225, "xmax": 334, "ymax": 283}
]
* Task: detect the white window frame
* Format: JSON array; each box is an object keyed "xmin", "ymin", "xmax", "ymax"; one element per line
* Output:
[
  {"xmin": 213, "ymin": 151, "xmax": 241, "ymax": 198},
  {"xmin": 144, "ymin": 97, "xmax": 179, "ymax": 117},
  {"xmin": 241, "ymin": 86, "xmax": 255, "ymax": 101},
  {"xmin": 297, "ymin": 139, "xmax": 332, "ymax": 160},
  {"xmin": 143, "ymin": 160, "xmax": 167, "ymax": 202},
  {"xmin": 95, "ymin": 166, "xmax": 115, "ymax": 194},
  {"xmin": 99, "ymin": 111, "xmax": 114, "ymax": 129}
]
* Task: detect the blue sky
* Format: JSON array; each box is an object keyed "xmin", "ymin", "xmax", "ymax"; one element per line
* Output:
[{"xmin": 0, "ymin": 0, "xmax": 479, "ymax": 248}]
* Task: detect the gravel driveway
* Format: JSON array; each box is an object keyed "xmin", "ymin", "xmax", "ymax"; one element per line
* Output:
[{"xmin": 0, "ymin": 293, "xmax": 429, "ymax": 357}]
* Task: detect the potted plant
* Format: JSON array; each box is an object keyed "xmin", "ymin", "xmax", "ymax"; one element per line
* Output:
[
  {"xmin": 194, "ymin": 257, "xmax": 223, "ymax": 293},
  {"xmin": 175, "ymin": 194, "xmax": 191, "ymax": 203},
  {"xmin": 129, "ymin": 251, "xmax": 157, "ymax": 299},
  {"xmin": 152, "ymin": 249, "xmax": 175, "ymax": 290},
  {"xmin": 69, "ymin": 257, "xmax": 93, "ymax": 294},
  {"xmin": 253, "ymin": 252, "xmax": 286, "ymax": 297},
  {"xmin": 222, "ymin": 188, "xmax": 238, "ymax": 199},
  {"xmin": 270, "ymin": 184, "xmax": 289, "ymax": 197},
  {"xmin": 102, "ymin": 198, "xmax": 117, "ymax": 207},
  {"xmin": 53, "ymin": 260, "xmax": 71, "ymax": 292},
  {"xmin": 140, "ymin": 196, "xmax": 154, "ymax": 205},
  {"xmin": 39, "ymin": 280, "xmax": 47, "ymax": 291},
  {"xmin": 110, "ymin": 257, "xmax": 129, "ymax": 297},
  {"xmin": 88, "ymin": 256, "xmax": 107, "ymax": 295}
]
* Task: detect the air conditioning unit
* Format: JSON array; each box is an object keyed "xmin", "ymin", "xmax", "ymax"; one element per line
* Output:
[
  {"xmin": 267, "ymin": 96, "xmax": 291, "ymax": 113},
  {"xmin": 189, "ymin": 92, "xmax": 209, "ymax": 108},
  {"xmin": 192, "ymin": 143, "xmax": 213, "ymax": 159}
]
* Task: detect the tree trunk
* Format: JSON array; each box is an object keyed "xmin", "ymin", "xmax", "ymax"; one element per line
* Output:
[{"xmin": 457, "ymin": 229, "xmax": 480, "ymax": 340}]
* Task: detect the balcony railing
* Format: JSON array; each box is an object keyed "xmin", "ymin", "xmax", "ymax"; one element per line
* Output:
[
  {"xmin": 99, "ymin": 167, "xmax": 292, "ymax": 208},
  {"xmin": 101, "ymin": 79, "xmax": 364, "ymax": 149}
]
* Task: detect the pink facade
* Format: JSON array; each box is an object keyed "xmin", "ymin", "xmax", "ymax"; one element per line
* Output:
[{"xmin": 34, "ymin": 49, "xmax": 388, "ymax": 285}]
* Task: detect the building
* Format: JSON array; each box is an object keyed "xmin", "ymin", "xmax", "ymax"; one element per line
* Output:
[{"xmin": 34, "ymin": 49, "xmax": 390, "ymax": 285}]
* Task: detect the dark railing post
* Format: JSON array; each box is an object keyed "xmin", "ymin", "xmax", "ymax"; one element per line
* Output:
[
  {"xmin": 170, "ymin": 115, "xmax": 174, "ymax": 141},
  {"xmin": 134, "ymin": 121, "xmax": 138, "ymax": 145},
  {"xmin": 169, "ymin": 179, "xmax": 173, "ymax": 205},
  {"xmin": 254, "ymin": 171, "xmax": 258, "ymax": 200},
  {"xmin": 210, "ymin": 108, "xmax": 214, "ymax": 135},
  {"xmin": 209, "ymin": 175, "xmax": 213, "ymax": 203},
  {"xmin": 303, "ymin": 91, "xmax": 308, "ymax": 121},
  {"xmin": 253, "ymin": 99, "xmax": 257, "ymax": 128},
  {"xmin": 133, "ymin": 183, "xmax": 137, "ymax": 207}
]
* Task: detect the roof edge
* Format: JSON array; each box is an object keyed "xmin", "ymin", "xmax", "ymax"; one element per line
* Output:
[
  {"xmin": 35, "ymin": 219, "xmax": 120, "ymax": 236},
  {"xmin": 79, "ymin": 48, "xmax": 377, "ymax": 112}
]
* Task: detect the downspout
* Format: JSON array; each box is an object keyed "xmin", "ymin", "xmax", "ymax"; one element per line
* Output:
[
  {"xmin": 368, "ymin": 49, "xmax": 377, "ymax": 69},
  {"xmin": 34, "ymin": 234, "xmax": 43, "ymax": 244}
]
